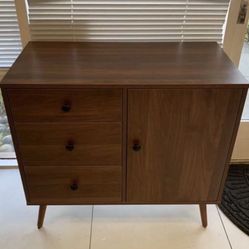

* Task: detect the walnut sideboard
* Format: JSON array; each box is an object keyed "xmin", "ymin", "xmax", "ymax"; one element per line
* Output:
[{"xmin": 1, "ymin": 42, "xmax": 248, "ymax": 229}]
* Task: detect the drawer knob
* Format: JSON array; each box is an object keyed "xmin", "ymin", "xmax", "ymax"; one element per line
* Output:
[
  {"xmin": 70, "ymin": 181, "xmax": 78, "ymax": 191},
  {"xmin": 65, "ymin": 141, "xmax": 74, "ymax": 151},
  {"xmin": 133, "ymin": 140, "xmax": 141, "ymax": 152},
  {"xmin": 62, "ymin": 102, "xmax": 71, "ymax": 112}
]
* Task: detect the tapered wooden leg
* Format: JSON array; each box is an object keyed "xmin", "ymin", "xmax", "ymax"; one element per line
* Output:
[
  {"xmin": 199, "ymin": 204, "xmax": 208, "ymax": 228},
  {"xmin": 37, "ymin": 205, "xmax": 47, "ymax": 229}
]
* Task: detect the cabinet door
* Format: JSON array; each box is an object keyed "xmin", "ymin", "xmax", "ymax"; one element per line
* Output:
[{"xmin": 127, "ymin": 89, "xmax": 243, "ymax": 203}]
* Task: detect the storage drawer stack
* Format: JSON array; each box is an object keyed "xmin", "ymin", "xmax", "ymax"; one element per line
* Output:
[{"xmin": 6, "ymin": 88, "xmax": 123, "ymax": 204}]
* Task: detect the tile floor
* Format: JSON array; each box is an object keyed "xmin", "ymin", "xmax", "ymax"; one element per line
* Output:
[
  {"xmin": 239, "ymin": 42, "xmax": 249, "ymax": 120},
  {"xmin": 0, "ymin": 169, "xmax": 249, "ymax": 249}
]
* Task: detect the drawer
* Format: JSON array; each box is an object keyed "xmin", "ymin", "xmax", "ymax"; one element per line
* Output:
[
  {"xmin": 15, "ymin": 123, "xmax": 121, "ymax": 166},
  {"xmin": 25, "ymin": 166, "xmax": 122, "ymax": 204},
  {"xmin": 7, "ymin": 89, "xmax": 122, "ymax": 122}
]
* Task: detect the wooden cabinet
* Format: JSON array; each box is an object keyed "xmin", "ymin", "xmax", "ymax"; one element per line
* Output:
[{"xmin": 1, "ymin": 42, "xmax": 248, "ymax": 229}]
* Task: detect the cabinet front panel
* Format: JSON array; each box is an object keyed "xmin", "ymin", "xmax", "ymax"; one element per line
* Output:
[
  {"xmin": 7, "ymin": 89, "xmax": 122, "ymax": 122},
  {"xmin": 127, "ymin": 89, "xmax": 242, "ymax": 203},
  {"xmin": 15, "ymin": 123, "xmax": 121, "ymax": 166},
  {"xmin": 25, "ymin": 166, "xmax": 122, "ymax": 204}
]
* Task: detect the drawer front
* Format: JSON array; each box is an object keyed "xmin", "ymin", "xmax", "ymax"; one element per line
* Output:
[
  {"xmin": 7, "ymin": 89, "xmax": 122, "ymax": 122},
  {"xmin": 15, "ymin": 123, "xmax": 121, "ymax": 166},
  {"xmin": 25, "ymin": 166, "xmax": 122, "ymax": 204}
]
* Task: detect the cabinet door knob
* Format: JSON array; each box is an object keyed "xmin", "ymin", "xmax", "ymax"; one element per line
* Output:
[
  {"xmin": 70, "ymin": 180, "xmax": 78, "ymax": 191},
  {"xmin": 65, "ymin": 141, "xmax": 74, "ymax": 151},
  {"xmin": 133, "ymin": 141, "xmax": 141, "ymax": 152},
  {"xmin": 62, "ymin": 102, "xmax": 71, "ymax": 112}
]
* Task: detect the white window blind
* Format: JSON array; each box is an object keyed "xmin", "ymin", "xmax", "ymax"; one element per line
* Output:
[
  {"xmin": 0, "ymin": 0, "xmax": 22, "ymax": 68},
  {"xmin": 28, "ymin": 0, "xmax": 230, "ymax": 44}
]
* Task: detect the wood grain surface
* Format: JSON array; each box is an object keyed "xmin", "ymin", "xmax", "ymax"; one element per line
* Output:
[
  {"xmin": 127, "ymin": 88, "xmax": 243, "ymax": 203},
  {"xmin": 15, "ymin": 123, "xmax": 122, "ymax": 166},
  {"xmin": 7, "ymin": 88, "xmax": 122, "ymax": 122},
  {"xmin": 1, "ymin": 42, "xmax": 248, "ymax": 209},
  {"xmin": 25, "ymin": 166, "xmax": 122, "ymax": 204},
  {"xmin": 1, "ymin": 42, "xmax": 248, "ymax": 88}
]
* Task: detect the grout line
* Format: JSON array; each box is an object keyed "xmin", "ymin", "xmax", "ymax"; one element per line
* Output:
[
  {"xmin": 89, "ymin": 205, "xmax": 94, "ymax": 249},
  {"xmin": 0, "ymin": 166, "xmax": 18, "ymax": 169},
  {"xmin": 216, "ymin": 205, "xmax": 233, "ymax": 249}
]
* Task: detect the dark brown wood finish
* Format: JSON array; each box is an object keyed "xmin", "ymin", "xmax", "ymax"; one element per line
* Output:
[
  {"xmin": 217, "ymin": 88, "xmax": 248, "ymax": 202},
  {"xmin": 7, "ymin": 89, "xmax": 122, "ymax": 122},
  {"xmin": 127, "ymin": 89, "xmax": 243, "ymax": 203},
  {"xmin": 1, "ymin": 89, "xmax": 31, "ymax": 202},
  {"xmin": 15, "ymin": 123, "xmax": 121, "ymax": 166},
  {"xmin": 1, "ymin": 42, "xmax": 248, "ymax": 88},
  {"xmin": 122, "ymin": 89, "xmax": 128, "ymax": 202},
  {"xmin": 1, "ymin": 42, "xmax": 248, "ymax": 228},
  {"xmin": 25, "ymin": 166, "xmax": 122, "ymax": 204},
  {"xmin": 199, "ymin": 204, "xmax": 207, "ymax": 228},
  {"xmin": 37, "ymin": 205, "xmax": 47, "ymax": 229}
]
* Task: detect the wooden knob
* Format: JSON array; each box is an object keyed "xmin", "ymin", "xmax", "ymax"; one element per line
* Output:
[
  {"xmin": 62, "ymin": 102, "xmax": 71, "ymax": 112},
  {"xmin": 133, "ymin": 141, "xmax": 141, "ymax": 151},
  {"xmin": 70, "ymin": 181, "xmax": 78, "ymax": 191},
  {"xmin": 65, "ymin": 141, "xmax": 74, "ymax": 151}
]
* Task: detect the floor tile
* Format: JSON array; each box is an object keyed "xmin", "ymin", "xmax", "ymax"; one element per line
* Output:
[
  {"xmin": 241, "ymin": 42, "xmax": 249, "ymax": 54},
  {"xmin": 0, "ymin": 169, "xmax": 92, "ymax": 249},
  {"xmin": 239, "ymin": 44, "xmax": 249, "ymax": 120},
  {"xmin": 91, "ymin": 205, "xmax": 231, "ymax": 249},
  {"xmin": 218, "ymin": 208, "xmax": 249, "ymax": 249},
  {"xmin": 239, "ymin": 55, "xmax": 249, "ymax": 77},
  {"xmin": 242, "ymin": 89, "xmax": 249, "ymax": 120}
]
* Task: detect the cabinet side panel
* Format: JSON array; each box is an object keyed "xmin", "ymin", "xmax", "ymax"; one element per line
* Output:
[
  {"xmin": 1, "ymin": 88, "xmax": 30, "ymax": 203},
  {"xmin": 217, "ymin": 88, "xmax": 248, "ymax": 202}
]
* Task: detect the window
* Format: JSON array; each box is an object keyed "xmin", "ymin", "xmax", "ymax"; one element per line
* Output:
[
  {"xmin": 0, "ymin": 89, "xmax": 15, "ymax": 157},
  {"xmin": 0, "ymin": 0, "xmax": 22, "ymax": 68},
  {"xmin": 28, "ymin": 0, "xmax": 230, "ymax": 44},
  {"xmin": 0, "ymin": 0, "xmax": 21, "ymax": 158}
]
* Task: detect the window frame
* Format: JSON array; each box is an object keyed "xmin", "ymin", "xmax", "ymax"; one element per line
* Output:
[
  {"xmin": 0, "ymin": 0, "xmax": 29, "ymax": 161},
  {"xmin": 0, "ymin": 0, "xmax": 30, "ymax": 71},
  {"xmin": 14, "ymin": 0, "xmax": 30, "ymax": 48}
]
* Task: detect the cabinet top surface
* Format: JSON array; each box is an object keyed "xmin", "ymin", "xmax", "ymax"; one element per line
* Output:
[{"xmin": 1, "ymin": 41, "xmax": 248, "ymax": 88}]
